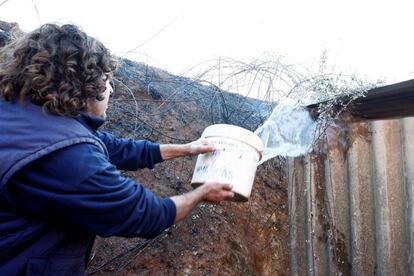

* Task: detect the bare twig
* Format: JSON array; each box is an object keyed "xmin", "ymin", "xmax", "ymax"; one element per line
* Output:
[
  {"xmin": 0, "ymin": 0, "xmax": 11, "ymax": 7},
  {"xmin": 120, "ymin": 16, "xmax": 178, "ymax": 57},
  {"xmin": 113, "ymin": 78, "xmax": 139, "ymax": 137},
  {"xmin": 31, "ymin": 0, "xmax": 41, "ymax": 25}
]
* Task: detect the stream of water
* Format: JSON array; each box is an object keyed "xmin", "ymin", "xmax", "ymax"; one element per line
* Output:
[{"xmin": 255, "ymin": 99, "xmax": 317, "ymax": 165}]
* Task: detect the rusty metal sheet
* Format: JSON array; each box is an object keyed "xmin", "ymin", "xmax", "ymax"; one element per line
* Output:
[
  {"xmin": 372, "ymin": 120, "xmax": 407, "ymax": 275},
  {"xmin": 402, "ymin": 117, "xmax": 414, "ymax": 275},
  {"xmin": 347, "ymin": 121, "xmax": 376, "ymax": 275},
  {"xmin": 288, "ymin": 157, "xmax": 307, "ymax": 276},
  {"xmin": 288, "ymin": 117, "xmax": 413, "ymax": 276}
]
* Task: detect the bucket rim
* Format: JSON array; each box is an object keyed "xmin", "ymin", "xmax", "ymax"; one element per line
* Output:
[{"xmin": 201, "ymin": 124, "xmax": 264, "ymax": 155}]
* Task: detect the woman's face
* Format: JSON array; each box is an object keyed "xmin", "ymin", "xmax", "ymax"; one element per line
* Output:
[{"xmin": 87, "ymin": 79, "xmax": 113, "ymax": 119}]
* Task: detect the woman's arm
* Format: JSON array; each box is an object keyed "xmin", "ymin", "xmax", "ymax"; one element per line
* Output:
[
  {"xmin": 10, "ymin": 143, "xmax": 175, "ymax": 239},
  {"xmin": 98, "ymin": 132, "xmax": 214, "ymax": 168},
  {"xmin": 97, "ymin": 131, "xmax": 163, "ymax": 170}
]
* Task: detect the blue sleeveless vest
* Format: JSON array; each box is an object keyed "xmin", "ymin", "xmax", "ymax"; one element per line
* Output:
[{"xmin": 0, "ymin": 99, "xmax": 108, "ymax": 274}]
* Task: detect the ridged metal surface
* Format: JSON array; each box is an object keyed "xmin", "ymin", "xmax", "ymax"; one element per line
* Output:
[{"xmin": 288, "ymin": 117, "xmax": 414, "ymax": 275}]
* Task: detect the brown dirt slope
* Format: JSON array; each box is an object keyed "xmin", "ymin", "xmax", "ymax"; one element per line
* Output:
[{"xmin": 88, "ymin": 60, "xmax": 289, "ymax": 275}]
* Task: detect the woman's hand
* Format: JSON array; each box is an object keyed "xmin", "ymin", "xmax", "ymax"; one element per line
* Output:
[
  {"xmin": 160, "ymin": 138, "xmax": 215, "ymax": 160},
  {"xmin": 185, "ymin": 138, "xmax": 215, "ymax": 156},
  {"xmin": 170, "ymin": 182, "xmax": 234, "ymax": 223},
  {"xmin": 200, "ymin": 182, "xmax": 234, "ymax": 203}
]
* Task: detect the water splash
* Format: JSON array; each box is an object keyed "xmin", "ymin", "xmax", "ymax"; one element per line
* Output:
[{"xmin": 255, "ymin": 99, "xmax": 317, "ymax": 165}]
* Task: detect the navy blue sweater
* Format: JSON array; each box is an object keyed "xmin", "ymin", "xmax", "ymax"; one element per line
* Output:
[
  {"xmin": 0, "ymin": 106, "xmax": 176, "ymax": 274},
  {"xmin": 10, "ymin": 130, "xmax": 176, "ymax": 238}
]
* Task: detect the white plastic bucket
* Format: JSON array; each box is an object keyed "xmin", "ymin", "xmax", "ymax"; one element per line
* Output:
[{"xmin": 191, "ymin": 124, "xmax": 264, "ymax": 202}]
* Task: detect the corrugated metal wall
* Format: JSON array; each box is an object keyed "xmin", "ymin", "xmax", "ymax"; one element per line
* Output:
[{"xmin": 288, "ymin": 116, "xmax": 414, "ymax": 275}]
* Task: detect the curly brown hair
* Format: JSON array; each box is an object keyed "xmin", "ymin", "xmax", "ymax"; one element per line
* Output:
[{"xmin": 0, "ymin": 23, "xmax": 117, "ymax": 116}]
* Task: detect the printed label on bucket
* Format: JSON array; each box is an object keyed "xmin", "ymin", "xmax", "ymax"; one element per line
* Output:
[{"xmin": 191, "ymin": 137, "xmax": 260, "ymax": 200}]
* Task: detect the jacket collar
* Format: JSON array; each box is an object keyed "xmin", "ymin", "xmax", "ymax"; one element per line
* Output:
[{"xmin": 75, "ymin": 113, "xmax": 105, "ymax": 132}]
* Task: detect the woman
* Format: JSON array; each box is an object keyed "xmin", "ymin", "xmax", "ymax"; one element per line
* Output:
[{"xmin": 0, "ymin": 23, "xmax": 233, "ymax": 275}]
